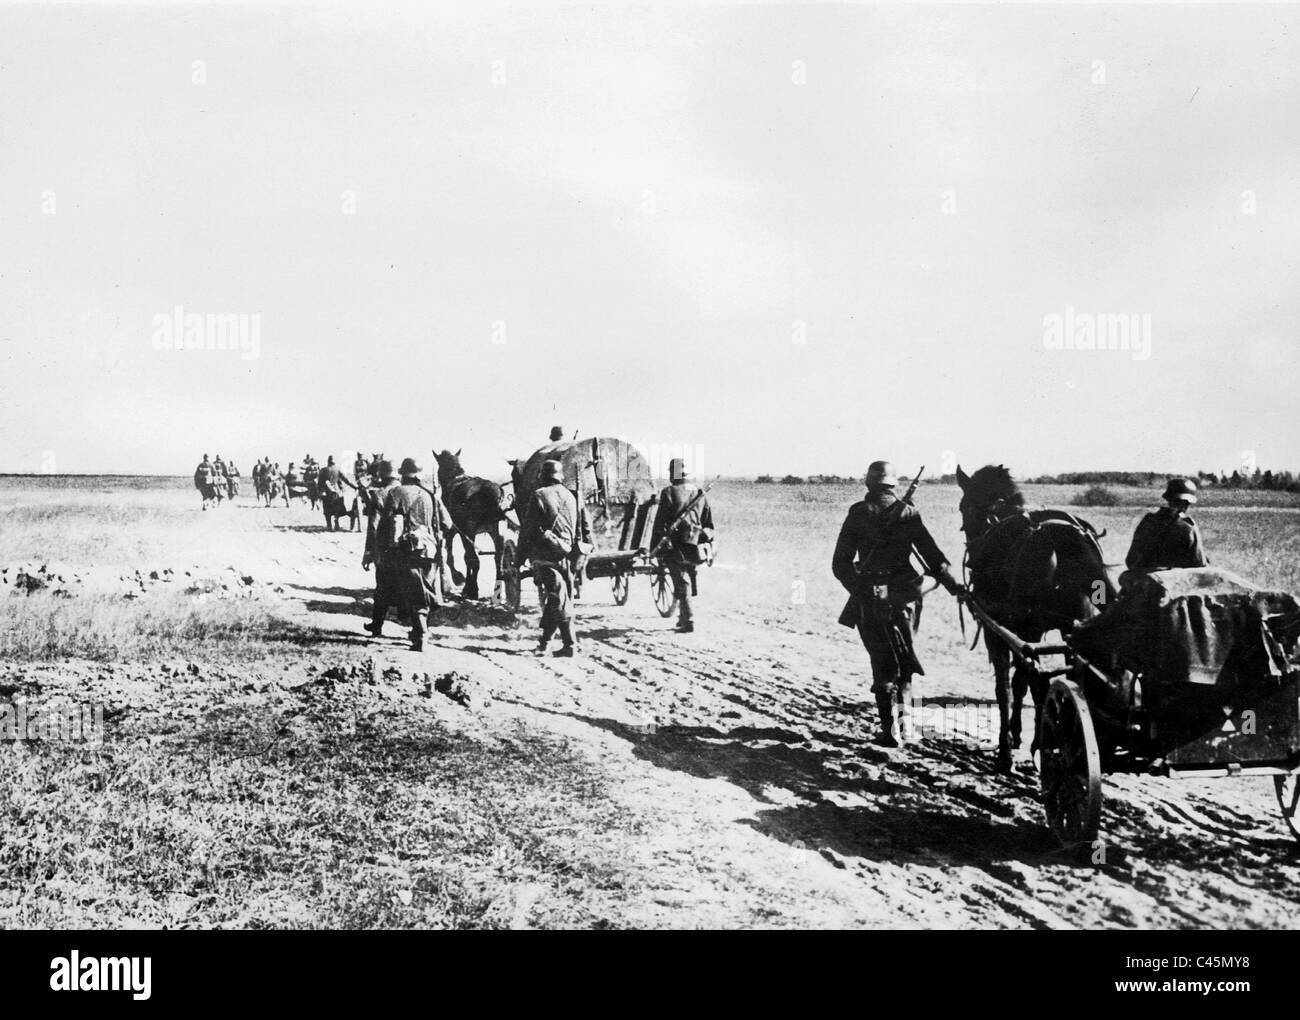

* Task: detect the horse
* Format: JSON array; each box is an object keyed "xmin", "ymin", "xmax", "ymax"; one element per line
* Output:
[
  {"xmin": 955, "ymin": 464, "xmax": 1115, "ymax": 773},
  {"xmin": 434, "ymin": 448, "xmax": 511, "ymax": 600}
]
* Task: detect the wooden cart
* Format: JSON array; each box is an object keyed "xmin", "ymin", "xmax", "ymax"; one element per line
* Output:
[
  {"xmin": 498, "ymin": 437, "xmax": 683, "ymax": 616},
  {"xmin": 966, "ymin": 567, "xmax": 1300, "ymax": 847}
]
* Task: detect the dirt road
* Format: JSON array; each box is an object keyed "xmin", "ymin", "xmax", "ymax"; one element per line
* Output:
[{"xmin": 194, "ymin": 501, "xmax": 1300, "ymax": 929}]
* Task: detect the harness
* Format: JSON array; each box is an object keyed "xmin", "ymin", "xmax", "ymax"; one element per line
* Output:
[{"xmin": 960, "ymin": 501, "xmax": 1108, "ymax": 646}]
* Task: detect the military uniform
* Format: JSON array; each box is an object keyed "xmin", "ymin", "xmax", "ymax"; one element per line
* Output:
[
  {"xmin": 212, "ymin": 457, "xmax": 228, "ymax": 502},
  {"xmin": 832, "ymin": 463, "xmax": 963, "ymax": 746},
  {"xmin": 368, "ymin": 460, "xmax": 438, "ymax": 651},
  {"xmin": 649, "ymin": 461, "xmax": 714, "ymax": 633},
  {"xmin": 1126, "ymin": 509, "xmax": 1207, "ymax": 573},
  {"xmin": 517, "ymin": 461, "xmax": 592, "ymax": 656},
  {"xmin": 194, "ymin": 457, "xmax": 216, "ymax": 509},
  {"xmin": 317, "ymin": 459, "xmax": 356, "ymax": 531},
  {"xmin": 1123, "ymin": 478, "xmax": 1208, "ymax": 585}
]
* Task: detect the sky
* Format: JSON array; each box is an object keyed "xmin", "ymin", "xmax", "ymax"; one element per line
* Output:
[{"xmin": 1, "ymin": 1, "xmax": 1298, "ymax": 481}]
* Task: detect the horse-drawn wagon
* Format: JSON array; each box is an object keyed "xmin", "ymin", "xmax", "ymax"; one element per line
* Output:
[
  {"xmin": 498, "ymin": 436, "xmax": 698, "ymax": 615},
  {"xmin": 966, "ymin": 567, "xmax": 1300, "ymax": 846}
]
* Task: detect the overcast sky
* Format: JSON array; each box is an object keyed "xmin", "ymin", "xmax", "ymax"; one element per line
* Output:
[{"xmin": 1, "ymin": 1, "xmax": 1297, "ymax": 480}]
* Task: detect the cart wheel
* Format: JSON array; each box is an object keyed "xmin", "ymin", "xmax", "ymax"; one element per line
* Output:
[
  {"xmin": 1039, "ymin": 678, "xmax": 1103, "ymax": 847},
  {"xmin": 611, "ymin": 572, "xmax": 630, "ymax": 606},
  {"xmin": 501, "ymin": 539, "xmax": 522, "ymax": 612},
  {"xmin": 651, "ymin": 568, "xmax": 677, "ymax": 618},
  {"xmin": 1274, "ymin": 776, "xmax": 1300, "ymax": 842}
]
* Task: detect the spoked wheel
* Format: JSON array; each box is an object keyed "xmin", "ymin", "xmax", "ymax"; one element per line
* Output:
[
  {"xmin": 1038, "ymin": 678, "xmax": 1103, "ymax": 847},
  {"xmin": 1274, "ymin": 776, "xmax": 1300, "ymax": 842},
  {"xmin": 500, "ymin": 538, "xmax": 522, "ymax": 612},
  {"xmin": 611, "ymin": 572, "xmax": 630, "ymax": 606},
  {"xmin": 651, "ymin": 567, "xmax": 677, "ymax": 618}
]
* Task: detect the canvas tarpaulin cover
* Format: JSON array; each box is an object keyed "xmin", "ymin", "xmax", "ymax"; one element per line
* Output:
[{"xmin": 1073, "ymin": 567, "xmax": 1300, "ymax": 691}]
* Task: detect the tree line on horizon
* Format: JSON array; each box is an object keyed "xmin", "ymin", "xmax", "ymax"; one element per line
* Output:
[{"xmin": 754, "ymin": 468, "xmax": 1300, "ymax": 492}]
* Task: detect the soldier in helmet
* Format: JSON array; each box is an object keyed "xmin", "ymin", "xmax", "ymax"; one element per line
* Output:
[
  {"xmin": 517, "ymin": 459, "xmax": 592, "ymax": 656},
  {"xmin": 283, "ymin": 462, "xmax": 302, "ymax": 504},
  {"xmin": 649, "ymin": 458, "xmax": 714, "ymax": 633},
  {"xmin": 1123, "ymin": 478, "xmax": 1208, "ymax": 584},
  {"xmin": 194, "ymin": 454, "xmax": 216, "ymax": 510},
  {"xmin": 368, "ymin": 457, "xmax": 437, "ymax": 652},
  {"xmin": 317, "ymin": 455, "xmax": 357, "ymax": 531},
  {"xmin": 832, "ymin": 460, "xmax": 965, "ymax": 747},
  {"xmin": 211, "ymin": 454, "xmax": 228, "ymax": 504}
]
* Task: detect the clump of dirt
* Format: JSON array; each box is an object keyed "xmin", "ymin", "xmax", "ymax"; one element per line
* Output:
[
  {"xmin": 3, "ymin": 562, "xmax": 80, "ymax": 598},
  {"xmin": 421, "ymin": 670, "xmax": 484, "ymax": 709}
]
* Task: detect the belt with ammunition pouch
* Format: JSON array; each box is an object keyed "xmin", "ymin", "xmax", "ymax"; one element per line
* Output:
[{"xmin": 855, "ymin": 569, "xmax": 923, "ymax": 606}]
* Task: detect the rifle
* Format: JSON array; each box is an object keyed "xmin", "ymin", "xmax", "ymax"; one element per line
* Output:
[
  {"xmin": 837, "ymin": 466, "xmax": 926, "ymax": 631},
  {"xmin": 648, "ymin": 477, "xmax": 717, "ymax": 560}
]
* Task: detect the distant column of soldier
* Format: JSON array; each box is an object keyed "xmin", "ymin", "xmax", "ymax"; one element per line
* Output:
[{"xmin": 192, "ymin": 453, "xmax": 241, "ymax": 509}]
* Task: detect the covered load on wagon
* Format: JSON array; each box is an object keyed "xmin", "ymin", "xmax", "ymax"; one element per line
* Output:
[
  {"xmin": 511, "ymin": 436, "xmax": 658, "ymax": 542},
  {"xmin": 1072, "ymin": 567, "xmax": 1300, "ymax": 693},
  {"xmin": 503, "ymin": 436, "xmax": 682, "ymax": 615}
]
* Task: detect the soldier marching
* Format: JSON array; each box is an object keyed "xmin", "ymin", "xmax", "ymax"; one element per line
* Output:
[
  {"xmin": 833, "ymin": 461, "xmax": 966, "ymax": 747},
  {"xmin": 516, "ymin": 459, "xmax": 592, "ymax": 656},
  {"xmin": 648, "ymin": 458, "xmax": 715, "ymax": 634}
]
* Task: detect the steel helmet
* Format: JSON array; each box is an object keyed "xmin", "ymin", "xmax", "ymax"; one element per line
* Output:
[
  {"xmin": 399, "ymin": 457, "xmax": 422, "ymax": 478},
  {"xmin": 866, "ymin": 460, "xmax": 897, "ymax": 487},
  {"xmin": 540, "ymin": 459, "xmax": 564, "ymax": 484},
  {"xmin": 1163, "ymin": 478, "xmax": 1198, "ymax": 505}
]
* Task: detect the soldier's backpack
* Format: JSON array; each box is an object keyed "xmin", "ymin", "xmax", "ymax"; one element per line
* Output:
[
  {"xmin": 670, "ymin": 494, "xmax": 710, "ymax": 564},
  {"xmin": 394, "ymin": 512, "xmax": 433, "ymax": 559}
]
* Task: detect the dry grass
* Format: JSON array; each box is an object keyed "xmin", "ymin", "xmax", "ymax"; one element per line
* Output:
[
  {"xmin": 0, "ymin": 684, "xmax": 644, "ymax": 928},
  {"xmin": 0, "ymin": 479, "xmax": 320, "ymax": 661},
  {"xmin": 0, "ymin": 590, "xmax": 311, "ymax": 661}
]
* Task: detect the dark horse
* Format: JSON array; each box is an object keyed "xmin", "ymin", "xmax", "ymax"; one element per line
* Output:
[
  {"xmin": 956, "ymin": 465, "xmax": 1115, "ymax": 773},
  {"xmin": 434, "ymin": 449, "xmax": 511, "ymax": 600}
]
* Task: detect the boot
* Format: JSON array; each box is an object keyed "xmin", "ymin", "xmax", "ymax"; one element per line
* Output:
[
  {"xmin": 554, "ymin": 622, "xmax": 577, "ymax": 657},
  {"xmin": 897, "ymin": 679, "xmax": 915, "ymax": 744},
  {"xmin": 875, "ymin": 691, "xmax": 901, "ymax": 748}
]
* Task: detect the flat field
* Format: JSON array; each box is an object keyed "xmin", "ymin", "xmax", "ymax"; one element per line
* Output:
[{"xmin": 3, "ymin": 475, "xmax": 1300, "ymax": 928}]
